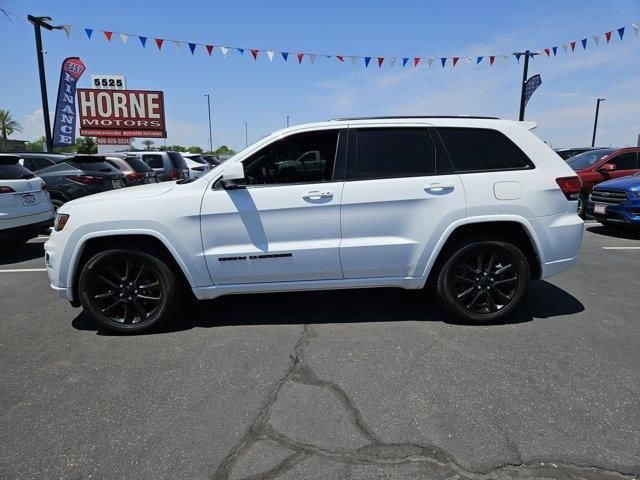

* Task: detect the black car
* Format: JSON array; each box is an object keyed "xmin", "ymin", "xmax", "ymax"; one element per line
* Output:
[
  {"xmin": 105, "ymin": 155, "xmax": 159, "ymax": 187},
  {"xmin": 18, "ymin": 153, "xmax": 126, "ymax": 211}
]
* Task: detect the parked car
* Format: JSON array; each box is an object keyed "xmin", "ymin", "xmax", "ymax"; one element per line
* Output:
[
  {"xmin": 105, "ymin": 155, "xmax": 159, "ymax": 186},
  {"xmin": 587, "ymin": 172, "xmax": 640, "ymax": 228},
  {"xmin": 0, "ymin": 154, "xmax": 54, "ymax": 245},
  {"xmin": 18, "ymin": 153, "xmax": 127, "ymax": 212},
  {"xmin": 201, "ymin": 154, "xmax": 221, "ymax": 166},
  {"xmin": 566, "ymin": 147, "xmax": 640, "ymax": 216},
  {"xmin": 46, "ymin": 116, "xmax": 583, "ymax": 333},
  {"xmin": 182, "ymin": 153, "xmax": 212, "ymax": 178},
  {"xmin": 124, "ymin": 151, "xmax": 189, "ymax": 182},
  {"xmin": 554, "ymin": 147, "xmax": 608, "ymax": 160}
]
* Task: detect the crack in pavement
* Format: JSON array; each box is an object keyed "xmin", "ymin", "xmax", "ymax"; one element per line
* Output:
[{"xmin": 211, "ymin": 325, "xmax": 638, "ymax": 480}]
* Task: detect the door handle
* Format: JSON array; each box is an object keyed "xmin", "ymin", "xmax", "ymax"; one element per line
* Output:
[
  {"xmin": 425, "ymin": 183, "xmax": 455, "ymax": 193},
  {"xmin": 303, "ymin": 191, "xmax": 333, "ymax": 200}
]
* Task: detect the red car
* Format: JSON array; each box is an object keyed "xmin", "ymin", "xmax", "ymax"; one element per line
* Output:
[{"xmin": 566, "ymin": 147, "xmax": 640, "ymax": 216}]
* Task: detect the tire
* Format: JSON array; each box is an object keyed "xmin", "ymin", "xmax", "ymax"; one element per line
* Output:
[
  {"xmin": 577, "ymin": 192, "xmax": 587, "ymax": 218},
  {"xmin": 51, "ymin": 198, "xmax": 65, "ymax": 213},
  {"xmin": 78, "ymin": 249, "xmax": 181, "ymax": 333},
  {"xmin": 435, "ymin": 240, "xmax": 531, "ymax": 324},
  {"xmin": 2, "ymin": 236, "xmax": 30, "ymax": 247}
]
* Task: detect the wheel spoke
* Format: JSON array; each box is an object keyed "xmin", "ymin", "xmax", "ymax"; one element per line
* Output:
[
  {"xmin": 494, "ymin": 263, "xmax": 513, "ymax": 275},
  {"xmin": 134, "ymin": 265, "xmax": 146, "ymax": 285},
  {"xmin": 485, "ymin": 253, "xmax": 496, "ymax": 274},
  {"xmin": 485, "ymin": 291, "xmax": 498, "ymax": 312},
  {"xmin": 457, "ymin": 286, "xmax": 475, "ymax": 299},
  {"xmin": 494, "ymin": 276, "xmax": 518, "ymax": 286},
  {"xmin": 476, "ymin": 253, "xmax": 484, "ymax": 274},
  {"xmin": 138, "ymin": 281, "xmax": 159, "ymax": 290},
  {"xmin": 97, "ymin": 275, "xmax": 118, "ymax": 289},
  {"xmin": 101, "ymin": 299, "xmax": 120, "ymax": 314},
  {"xmin": 94, "ymin": 291, "xmax": 116, "ymax": 300},
  {"xmin": 466, "ymin": 291, "xmax": 482, "ymax": 310},
  {"xmin": 132, "ymin": 298, "xmax": 148, "ymax": 322},
  {"xmin": 105, "ymin": 264, "xmax": 124, "ymax": 283},
  {"xmin": 124, "ymin": 261, "xmax": 132, "ymax": 282},
  {"xmin": 137, "ymin": 293, "xmax": 161, "ymax": 301},
  {"xmin": 492, "ymin": 287, "xmax": 512, "ymax": 303},
  {"xmin": 123, "ymin": 302, "xmax": 132, "ymax": 323},
  {"xmin": 454, "ymin": 275, "xmax": 474, "ymax": 284}
]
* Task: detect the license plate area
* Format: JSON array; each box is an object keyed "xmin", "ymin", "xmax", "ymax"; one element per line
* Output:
[
  {"xmin": 22, "ymin": 193, "xmax": 37, "ymax": 205},
  {"xmin": 594, "ymin": 203, "xmax": 607, "ymax": 215}
]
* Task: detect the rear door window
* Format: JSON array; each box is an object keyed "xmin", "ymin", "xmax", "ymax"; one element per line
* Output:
[
  {"xmin": 167, "ymin": 152, "xmax": 187, "ymax": 169},
  {"xmin": 351, "ymin": 128, "xmax": 436, "ymax": 180},
  {"xmin": 142, "ymin": 154, "xmax": 164, "ymax": 169},
  {"xmin": 438, "ymin": 128, "xmax": 532, "ymax": 172}
]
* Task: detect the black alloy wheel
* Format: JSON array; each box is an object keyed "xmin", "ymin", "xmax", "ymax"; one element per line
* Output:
[
  {"xmin": 577, "ymin": 193, "xmax": 587, "ymax": 218},
  {"xmin": 78, "ymin": 249, "xmax": 179, "ymax": 333},
  {"xmin": 436, "ymin": 240, "xmax": 530, "ymax": 324}
]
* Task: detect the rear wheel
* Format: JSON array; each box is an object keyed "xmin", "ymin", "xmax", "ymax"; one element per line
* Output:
[
  {"xmin": 51, "ymin": 198, "xmax": 65, "ymax": 213},
  {"xmin": 435, "ymin": 240, "xmax": 530, "ymax": 324},
  {"xmin": 577, "ymin": 192, "xmax": 587, "ymax": 218},
  {"xmin": 78, "ymin": 249, "xmax": 180, "ymax": 333}
]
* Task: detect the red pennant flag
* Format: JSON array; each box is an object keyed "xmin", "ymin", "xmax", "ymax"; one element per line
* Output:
[
  {"xmin": 489, "ymin": 56, "xmax": 495, "ymax": 65},
  {"xmin": 155, "ymin": 38, "xmax": 164, "ymax": 50},
  {"xmin": 413, "ymin": 57, "xmax": 420, "ymax": 67},
  {"xmin": 205, "ymin": 45, "xmax": 214, "ymax": 56},
  {"xmin": 103, "ymin": 31, "xmax": 113, "ymax": 42},
  {"xmin": 377, "ymin": 57, "xmax": 384, "ymax": 67},
  {"xmin": 336, "ymin": 55, "xmax": 344, "ymax": 62},
  {"xmin": 297, "ymin": 53, "xmax": 304, "ymax": 64},
  {"xmin": 570, "ymin": 41, "xmax": 576, "ymax": 51},
  {"xmin": 452, "ymin": 57, "xmax": 460, "ymax": 66},
  {"xmin": 605, "ymin": 31, "xmax": 612, "ymax": 43},
  {"xmin": 544, "ymin": 48, "xmax": 551, "ymax": 57},
  {"xmin": 251, "ymin": 49, "xmax": 259, "ymax": 60}
]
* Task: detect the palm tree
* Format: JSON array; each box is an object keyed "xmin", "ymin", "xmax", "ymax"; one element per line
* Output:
[
  {"xmin": 142, "ymin": 139, "xmax": 154, "ymax": 151},
  {"xmin": 0, "ymin": 110, "xmax": 22, "ymax": 152}
]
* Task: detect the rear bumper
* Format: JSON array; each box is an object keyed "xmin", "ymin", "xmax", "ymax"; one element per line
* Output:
[{"xmin": 0, "ymin": 212, "xmax": 53, "ymax": 240}]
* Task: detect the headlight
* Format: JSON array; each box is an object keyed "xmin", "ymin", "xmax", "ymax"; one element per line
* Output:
[
  {"xmin": 631, "ymin": 191, "xmax": 640, "ymax": 199},
  {"xmin": 53, "ymin": 213, "xmax": 70, "ymax": 231}
]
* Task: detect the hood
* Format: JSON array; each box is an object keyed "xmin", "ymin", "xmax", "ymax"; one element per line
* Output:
[
  {"xmin": 594, "ymin": 175, "xmax": 640, "ymax": 192},
  {"xmin": 60, "ymin": 182, "xmax": 177, "ymax": 211}
]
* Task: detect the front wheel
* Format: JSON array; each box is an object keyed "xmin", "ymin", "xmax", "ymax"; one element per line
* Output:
[
  {"xmin": 78, "ymin": 249, "xmax": 180, "ymax": 333},
  {"xmin": 435, "ymin": 240, "xmax": 531, "ymax": 324}
]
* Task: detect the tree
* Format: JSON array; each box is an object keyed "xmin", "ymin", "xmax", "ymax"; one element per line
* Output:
[
  {"xmin": 26, "ymin": 136, "xmax": 46, "ymax": 152},
  {"xmin": 142, "ymin": 139, "xmax": 155, "ymax": 150},
  {"xmin": 75, "ymin": 137, "xmax": 97, "ymax": 154},
  {"xmin": 187, "ymin": 146, "xmax": 203, "ymax": 154},
  {"xmin": 212, "ymin": 145, "xmax": 236, "ymax": 156},
  {"xmin": 0, "ymin": 109, "xmax": 22, "ymax": 152}
]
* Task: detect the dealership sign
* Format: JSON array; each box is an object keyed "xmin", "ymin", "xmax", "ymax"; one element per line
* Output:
[
  {"xmin": 77, "ymin": 89, "xmax": 166, "ymax": 138},
  {"xmin": 52, "ymin": 57, "xmax": 86, "ymax": 147}
]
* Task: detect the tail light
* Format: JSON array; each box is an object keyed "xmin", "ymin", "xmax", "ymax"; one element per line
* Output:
[
  {"xmin": 125, "ymin": 172, "xmax": 146, "ymax": 181},
  {"xmin": 0, "ymin": 186, "xmax": 15, "ymax": 194},
  {"xmin": 66, "ymin": 175, "xmax": 101, "ymax": 185},
  {"xmin": 168, "ymin": 169, "xmax": 179, "ymax": 180},
  {"xmin": 41, "ymin": 180, "xmax": 47, "ymax": 191},
  {"xmin": 556, "ymin": 176, "xmax": 582, "ymax": 200}
]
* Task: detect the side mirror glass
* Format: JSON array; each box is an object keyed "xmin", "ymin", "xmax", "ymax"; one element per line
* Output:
[
  {"xmin": 220, "ymin": 162, "xmax": 246, "ymax": 190},
  {"xmin": 598, "ymin": 163, "xmax": 616, "ymax": 172}
]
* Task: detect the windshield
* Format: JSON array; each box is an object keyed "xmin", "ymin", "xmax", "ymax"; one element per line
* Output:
[
  {"xmin": 566, "ymin": 149, "xmax": 616, "ymax": 170},
  {"xmin": 186, "ymin": 155, "xmax": 206, "ymax": 164},
  {"xmin": 0, "ymin": 162, "xmax": 36, "ymax": 180}
]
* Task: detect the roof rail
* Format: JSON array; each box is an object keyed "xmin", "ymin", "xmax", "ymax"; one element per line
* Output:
[{"xmin": 329, "ymin": 115, "xmax": 501, "ymax": 121}]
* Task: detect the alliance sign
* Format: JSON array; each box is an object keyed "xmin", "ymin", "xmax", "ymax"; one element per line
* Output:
[{"xmin": 77, "ymin": 89, "xmax": 166, "ymax": 138}]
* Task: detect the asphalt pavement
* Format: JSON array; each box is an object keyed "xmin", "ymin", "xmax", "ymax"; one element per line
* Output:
[{"xmin": 0, "ymin": 223, "xmax": 639, "ymax": 480}]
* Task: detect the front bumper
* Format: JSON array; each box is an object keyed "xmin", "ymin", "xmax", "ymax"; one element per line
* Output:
[{"xmin": 586, "ymin": 198, "xmax": 640, "ymax": 225}]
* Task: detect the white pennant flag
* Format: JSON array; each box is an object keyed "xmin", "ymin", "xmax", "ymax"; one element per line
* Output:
[
  {"xmin": 464, "ymin": 56, "xmax": 472, "ymax": 63},
  {"xmin": 220, "ymin": 46, "xmax": 229, "ymax": 57},
  {"xmin": 502, "ymin": 55, "xmax": 510, "ymax": 63},
  {"xmin": 593, "ymin": 35, "xmax": 600, "ymax": 46},
  {"xmin": 562, "ymin": 44, "xmax": 568, "ymax": 53},
  {"xmin": 633, "ymin": 23, "xmax": 639, "ymax": 35},
  {"xmin": 120, "ymin": 33, "xmax": 128, "ymax": 44},
  {"xmin": 266, "ymin": 51, "xmax": 274, "ymax": 61},
  {"xmin": 309, "ymin": 54, "xmax": 317, "ymax": 64},
  {"xmin": 427, "ymin": 58, "xmax": 434, "ymax": 67},
  {"xmin": 173, "ymin": 41, "xmax": 181, "ymax": 51},
  {"xmin": 350, "ymin": 56, "xmax": 358, "ymax": 65},
  {"xmin": 61, "ymin": 25, "xmax": 72, "ymax": 38},
  {"xmin": 389, "ymin": 57, "xmax": 396, "ymax": 67}
]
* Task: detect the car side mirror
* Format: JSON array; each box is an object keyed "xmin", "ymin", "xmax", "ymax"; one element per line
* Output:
[
  {"xmin": 598, "ymin": 163, "xmax": 616, "ymax": 172},
  {"xmin": 220, "ymin": 162, "xmax": 246, "ymax": 190}
]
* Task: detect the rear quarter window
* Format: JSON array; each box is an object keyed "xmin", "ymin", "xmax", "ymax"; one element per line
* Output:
[
  {"xmin": 68, "ymin": 159, "xmax": 117, "ymax": 172},
  {"xmin": 0, "ymin": 163, "xmax": 36, "ymax": 180},
  {"xmin": 437, "ymin": 128, "xmax": 533, "ymax": 173},
  {"xmin": 167, "ymin": 152, "xmax": 187, "ymax": 169},
  {"xmin": 124, "ymin": 157, "xmax": 152, "ymax": 172}
]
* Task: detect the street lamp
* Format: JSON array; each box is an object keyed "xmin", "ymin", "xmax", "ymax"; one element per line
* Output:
[
  {"xmin": 286, "ymin": 115, "xmax": 290, "ymax": 127},
  {"xmin": 204, "ymin": 94, "xmax": 213, "ymax": 153},
  {"xmin": 244, "ymin": 122, "xmax": 248, "ymax": 147},
  {"xmin": 592, "ymin": 98, "xmax": 605, "ymax": 147}
]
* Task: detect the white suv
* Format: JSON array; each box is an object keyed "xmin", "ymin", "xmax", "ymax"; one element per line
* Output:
[{"xmin": 45, "ymin": 117, "xmax": 584, "ymax": 332}]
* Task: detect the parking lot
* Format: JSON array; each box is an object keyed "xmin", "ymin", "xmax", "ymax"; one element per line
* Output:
[{"xmin": 0, "ymin": 222, "xmax": 639, "ymax": 480}]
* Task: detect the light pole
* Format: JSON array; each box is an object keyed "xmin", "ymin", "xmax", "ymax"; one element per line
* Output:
[
  {"xmin": 244, "ymin": 122, "xmax": 248, "ymax": 147},
  {"xmin": 204, "ymin": 94, "xmax": 213, "ymax": 153},
  {"xmin": 591, "ymin": 98, "xmax": 605, "ymax": 147},
  {"xmin": 28, "ymin": 15, "xmax": 62, "ymax": 152},
  {"xmin": 515, "ymin": 50, "xmax": 539, "ymax": 121},
  {"xmin": 286, "ymin": 115, "xmax": 290, "ymax": 127}
]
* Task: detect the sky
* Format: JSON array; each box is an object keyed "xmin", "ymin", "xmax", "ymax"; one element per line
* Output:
[{"xmin": 1, "ymin": 0, "xmax": 639, "ymax": 151}]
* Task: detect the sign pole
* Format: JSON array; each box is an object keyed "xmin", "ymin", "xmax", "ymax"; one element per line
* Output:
[
  {"xmin": 205, "ymin": 94, "xmax": 213, "ymax": 153},
  {"xmin": 517, "ymin": 50, "xmax": 530, "ymax": 121},
  {"xmin": 591, "ymin": 98, "xmax": 605, "ymax": 147},
  {"xmin": 28, "ymin": 15, "xmax": 57, "ymax": 152}
]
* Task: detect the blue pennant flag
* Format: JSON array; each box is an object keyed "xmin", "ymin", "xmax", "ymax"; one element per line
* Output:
[
  {"xmin": 402, "ymin": 57, "xmax": 409, "ymax": 67},
  {"xmin": 441, "ymin": 57, "xmax": 447, "ymax": 67},
  {"xmin": 581, "ymin": 38, "xmax": 587, "ymax": 49},
  {"xmin": 84, "ymin": 28, "xmax": 93, "ymax": 39},
  {"xmin": 281, "ymin": 52, "xmax": 289, "ymax": 61},
  {"xmin": 524, "ymin": 74, "xmax": 542, "ymax": 107},
  {"xmin": 476, "ymin": 56, "xmax": 483, "ymax": 64},
  {"xmin": 139, "ymin": 36, "xmax": 147, "ymax": 47},
  {"xmin": 618, "ymin": 27, "xmax": 625, "ymax": 40},
  {"xmin": 188, "ymin": 43, "xmax": 196, "ymax": 54},
  {"xmin": 364, "ymin": 56, "xmax": 371, "ymax": 68},
  {"xmin": 552, "ymin": 46, "xmax": 558, "ymax": 56},
  {"xmin": 515, "ymin": 53, "xmax": 522, "ymax": 63},
  {"xmin": 237, "ymin": 48, "xmax": 244, "ymax": 55}
]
